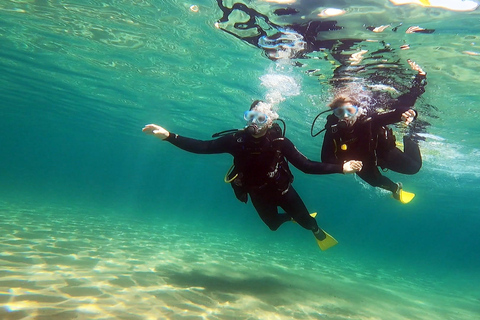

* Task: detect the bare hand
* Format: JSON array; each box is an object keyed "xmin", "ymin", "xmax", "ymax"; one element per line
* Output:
[
  {"xmin": 343, "ymin": 160, "xmax": 363, "ymax": 174},
  {"xmin": 401, "ymin": 109, "xmax": 416, "ymax": 125},
  {"xmin": 142, "ymin": 124, "xmax": 170, "ymax": 140}
]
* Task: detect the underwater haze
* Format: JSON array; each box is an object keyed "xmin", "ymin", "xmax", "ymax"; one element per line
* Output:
[{"xmin": 1, "ymin": 0, "xmax": 480, "ymax": 319}]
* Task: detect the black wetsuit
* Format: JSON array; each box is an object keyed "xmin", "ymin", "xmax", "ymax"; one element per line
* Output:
[
  {"xmin": 321, "ymin": 74, "xmax": 426, "ymax": 193},
  {"xmin": 166, "ymin": 127, "xmax": 343, "ymax": 232}
]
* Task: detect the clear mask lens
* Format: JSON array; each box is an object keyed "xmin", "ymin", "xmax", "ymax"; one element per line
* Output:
[
  {"xmin": 333, "ymin": 105, "xmax": 358, "ymax": 118},
  {"xmin": 244, "ymin": 111, "xmax": 268, "ymax": 124}
]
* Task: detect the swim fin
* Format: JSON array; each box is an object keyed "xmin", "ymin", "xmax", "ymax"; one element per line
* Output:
[
  {"xmin": 315, "ymin": 231, "xmax": 338, "ymax": 251},
  {"xmin": 393, "ymin": 183, "xmax": 415, "ymax": 204},
  {"xmin": 399, "ymin": 189, "xmax": 415, "ymax": 204},
  {"xmin": 292, "ymin": 212, "xmax": 317, "ymax": 223}
]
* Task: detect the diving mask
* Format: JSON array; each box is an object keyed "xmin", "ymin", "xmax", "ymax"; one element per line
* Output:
[
  {"xmin": 333, "ymin": 105, "xmax": 358, "ymax": 119},
  {"xmin": 244, "ymin": 110, "xmax": 269, "ymax": 125}
]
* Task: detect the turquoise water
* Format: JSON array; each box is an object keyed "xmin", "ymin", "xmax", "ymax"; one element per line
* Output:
[{"xmin": 1, "ymin": 0, "xmax": 479, "ymax": 319}]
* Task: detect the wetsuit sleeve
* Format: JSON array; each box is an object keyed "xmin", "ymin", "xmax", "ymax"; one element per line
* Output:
[
  {"xmin": 165, "ymin": 133, "xmax": 234, "ymax": 154},
  {"xmin": 395, "ymin": 73, "xmax": 426, "ymax": 110},
  {"xmin": 372, "ymin": 73, "xmax": 426, "ymax": 126},
  {"xmin": 280, "ymin": 138, "xmax": 343, "ymax": 174}
]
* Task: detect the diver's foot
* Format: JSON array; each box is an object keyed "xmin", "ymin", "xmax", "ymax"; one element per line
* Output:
[
  {"xmin": 392, "ymin": 182, "xmax": 416, "ymax": 204},
  {"xmin": 314, "ymin": 229, "xmax": 339, "ymax": 251},
  {"xmin": 392, "ymin": 182, "xmax": 403, "ymax": 201},
  {"xmin": 313, "ymin": 228, "xmax": 327, "ymax": 241}
]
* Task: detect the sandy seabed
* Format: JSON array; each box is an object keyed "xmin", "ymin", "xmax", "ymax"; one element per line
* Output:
[{"xmin": 0, "ymin": 203, "xmax": 478, "ymax": 320}]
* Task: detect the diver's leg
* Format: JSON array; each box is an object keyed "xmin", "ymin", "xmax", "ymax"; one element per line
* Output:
[
  {"xmin": 403, "ymin": 135, "xmax": 422, "ymax": 172},
  {"xmin": 357, "ymin": 164, "xmax": 398, "ymax": 193},
  {"xmin": 249, "ymin": 191, "xmax": 290, "ymax": 231},
  {"xmin": 380, "ymin": 136, "xmax": 422, "ymax": 174},
  {"xmin": 277, "ymin": 186, "xmax": 327, "ymax": 240}
]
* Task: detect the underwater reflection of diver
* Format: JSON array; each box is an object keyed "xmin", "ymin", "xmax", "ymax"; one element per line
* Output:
[
  {"xmin": 214, "ymin": 0, "xmax": 343, "ymax": 60},
  {"xmin": 258, "ymin": 30, "xmax": 306, "ymax": 60}
]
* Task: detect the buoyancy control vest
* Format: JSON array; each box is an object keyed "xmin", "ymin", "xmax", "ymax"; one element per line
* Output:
[
  {"xmin": 326, "ymin": 115, "xmax": 396, "ymax": 164},
  {"xmin": 225, "ymin": 123, "xmax": 293, "ymax": 203}
]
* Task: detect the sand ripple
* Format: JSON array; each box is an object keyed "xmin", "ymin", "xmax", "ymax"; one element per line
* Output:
[{"xmin": 0, "ymin": 203, "xmax": 477, "ymax": 319}]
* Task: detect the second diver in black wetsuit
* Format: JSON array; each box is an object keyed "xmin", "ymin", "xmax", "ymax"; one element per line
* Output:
[
  {"xmin": 319, "ymin": 60, "xmax": 426, "ymax": 203},
  {"xmin": 143, "ymin": 100, "xmax": 362, "ymax": 250}
]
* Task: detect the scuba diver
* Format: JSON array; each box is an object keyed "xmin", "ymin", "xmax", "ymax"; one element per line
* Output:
[
  {"xmin": 143, "ymin": 100, "xmax": 362, "ymax": 250},
  {"xmin": 318, "ymin": 60, "xmax": 426, "ymax": 203}
]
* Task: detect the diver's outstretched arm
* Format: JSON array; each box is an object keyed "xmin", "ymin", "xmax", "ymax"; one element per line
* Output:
[
  {"xmin": 377, "ymin": 60, "xmax": 425, "ymax": 126},
  {"xmin": 143, "ymin": 123, "xmax": 234, "ymax": 154},
  {"xmin": 280, "ymin": 137, "xmax": 362, "ymax": 174},
  {"xmin": 396, "ymin": 60, "xmax": 425, "ymax": 125}
]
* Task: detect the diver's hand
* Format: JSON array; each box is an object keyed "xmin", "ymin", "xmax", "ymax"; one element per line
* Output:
[
  {"xmin": 142, "ymin": 124, "xmax": 170, "ymax": 140},
  {"xmin": 407, "ymin": 59, "xmax": 426, "ymax": 76},
  {"xmin": 343, "ymin": 160, "xmax": 363, "ymax": 174},
  {"xmin": 401, "ymin": 109, "xmax": 416, "ymax": 125}
]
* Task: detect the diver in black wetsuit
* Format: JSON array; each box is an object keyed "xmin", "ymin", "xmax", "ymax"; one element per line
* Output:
[
  {"xmin": 143, "ymin": 100, "xmax": 362, "ymax": 250},
  {"xmin": 320, "ymin": 60, "xmax": 426, "ymax": 203}
]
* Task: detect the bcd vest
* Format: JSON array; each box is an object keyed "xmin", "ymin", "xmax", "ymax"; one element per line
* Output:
[{"xmin": 226, "ymin": 124, "xmax": 293, "ymax": 203}]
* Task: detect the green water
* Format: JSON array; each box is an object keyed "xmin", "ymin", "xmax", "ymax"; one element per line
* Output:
[{"xmin": 1, "ymin": 0, "xmax": 479, "ymax": 319}]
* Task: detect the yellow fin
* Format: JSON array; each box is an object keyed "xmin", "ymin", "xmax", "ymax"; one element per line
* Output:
[
  {"xmin": 399, "ymin": 189, "xmax": 415, "ymax": 204},
  {"xmin": 316, "ymin": 231, "xmax": 338, "ymax": 251},
  {"xmin": 419, "ymin": 0, "xmax": 431, "ymax": 6}
]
